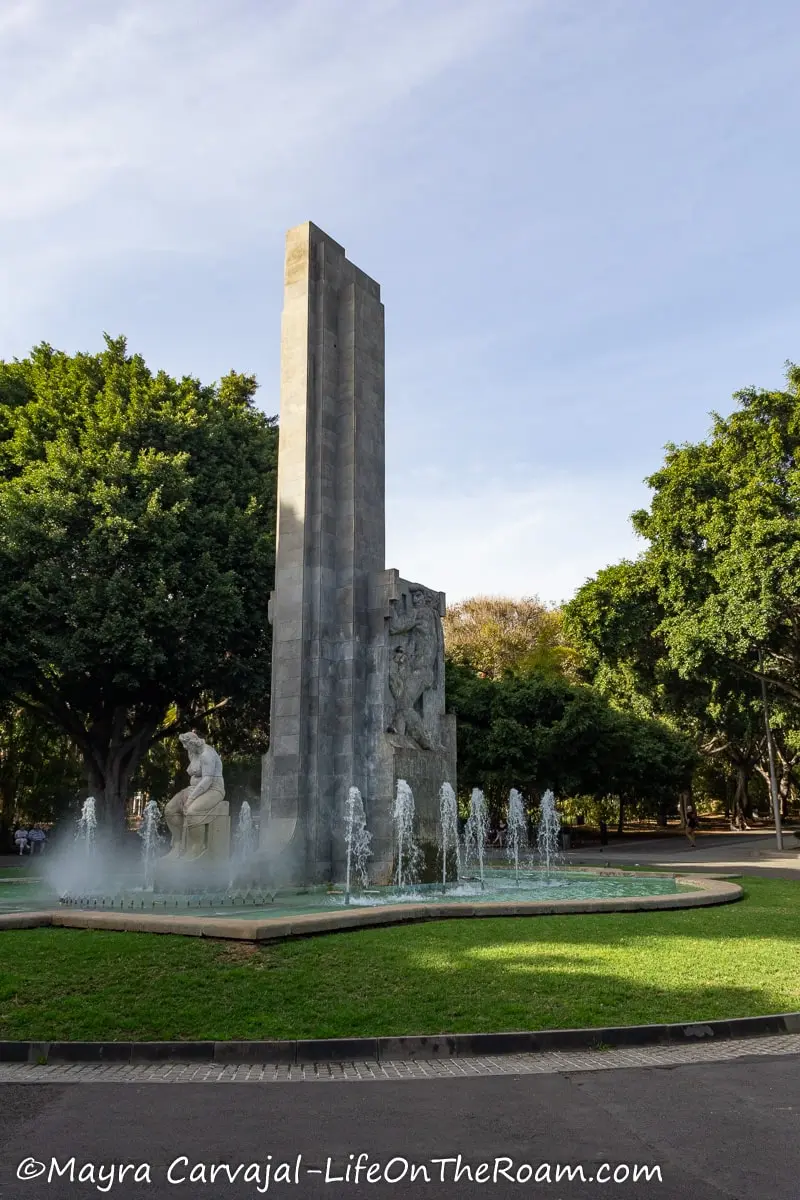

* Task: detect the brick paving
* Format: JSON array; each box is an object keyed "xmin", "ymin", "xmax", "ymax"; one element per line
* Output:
[{"xmin": 1, "ymin": 1031, "xmax": 799, "ymax": 1083}]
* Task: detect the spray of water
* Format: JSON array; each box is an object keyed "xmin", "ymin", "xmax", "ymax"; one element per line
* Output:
[
  {"xmin": 229, "ymin": 800, "xmax": 259, "ymax": 886},
  {"xmin": 344, "ymin": 787, "xmax": 373, "ymax": 904},
  {"xmin": 234, "ymin": 800, "xmax": 258, "ymax": 859},
  {"xmin": 438, "ymin": 782, "xmax": 460, "ymax": 890},
  {"xmin": 463, "ymin": 788, "xmax": 489, "ymax": 887},
  {"xmin": 76, "ymin": 797, "xmax": 97, "ymax": 858},
  {"xmin": 537, "ymin": 789, "xmax": 562, "ymax": 871},
  {"xmin": 394, "ymin": 779, "xmax": 421, "ymax": 889},
  {"xmin": 139, "ymin": 800, "xmax": 163, "ymax": 890},
  {"xmin": 506, "ymin": 789, "xmax": 528, "ymax": 884}
]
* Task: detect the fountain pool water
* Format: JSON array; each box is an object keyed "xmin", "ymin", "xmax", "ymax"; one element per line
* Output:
[{"xmin": 10, "ymin": 868, "xmax": 690, "ymax": 920}]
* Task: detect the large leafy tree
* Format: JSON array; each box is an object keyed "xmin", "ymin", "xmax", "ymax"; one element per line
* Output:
[
  {"xmin": 565, "ymin": 364, "xmax": 800, "ymax": 826},
  {"xmin": 565, "ymin": 558, "xmax": 767, "ymax": 827},
  {"xmin": 0, "ymin": 336, "xmax": 278, "ymax": 832},
  {"xmin": 633, "ymin": 364, "xmax": 800, "ymax": 704},
  {"xmin": 443, "ymin": 595, "xmax": 577, "ymax": 681},
  {"xmin": 446, "ymin": 663, "xmax": 695, "ymax": 825}
]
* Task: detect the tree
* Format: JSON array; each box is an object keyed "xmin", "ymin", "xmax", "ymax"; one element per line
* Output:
[
  {"xmin": 0, "ymin": 336, "xmax": 278, "ymax": 833},
  {"xmin": 446, "ymin": 662, "xmax": 695, "ymax": 826},
  {"xmin": 632, "ymin": 363, "xmax": 800, "ymax": 707},
  {"xmin": 564, "ymin": 559, "xmax": 762, "ymax": 828},
  {"xmin": 0, "ymin": 703, "xmax": 84, "ymax": 839},
  {"xmin": 443, "ymin": 595, "xmax": 577, "ymax": 680},
  {"xmin": 564, "ymin": 364, "xmax": 800, "ymax": 828}
]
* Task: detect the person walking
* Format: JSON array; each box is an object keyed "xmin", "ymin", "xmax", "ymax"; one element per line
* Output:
[{"xmin": 685, "ymin": 803, "xmax": 699, "ymax": 849}]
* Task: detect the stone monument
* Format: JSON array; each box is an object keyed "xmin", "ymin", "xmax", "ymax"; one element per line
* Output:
[{"xmin": 259, "ymin": 222, "xmax": 456, "ymax": 885}]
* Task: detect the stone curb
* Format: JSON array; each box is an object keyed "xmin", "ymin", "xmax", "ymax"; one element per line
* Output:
[{"xmin": 2, "ymin": 1012, "xmax": 800, "ymax": 1065}]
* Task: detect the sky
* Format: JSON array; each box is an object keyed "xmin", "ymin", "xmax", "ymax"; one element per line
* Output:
[{"xmin": 2, "ymin": 0, "xmax": 798, "ymax": 605}]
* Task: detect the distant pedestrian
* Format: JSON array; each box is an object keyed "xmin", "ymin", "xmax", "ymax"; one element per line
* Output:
[
  {"xmin": 27, "ymin": 825, "xmax": 47, "ymax": 854},
  {"xmin": 14, "ymin": 827, "xmax": 30, "ymax": 855},
  {"xmin": 685, "ymin": 804, "xmax": 698, "ymax": 849}
]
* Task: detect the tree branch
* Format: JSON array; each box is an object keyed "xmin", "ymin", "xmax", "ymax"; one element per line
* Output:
[{"xmin": 152, "ymin": 697, "xmax": 231, "ymax": 744}]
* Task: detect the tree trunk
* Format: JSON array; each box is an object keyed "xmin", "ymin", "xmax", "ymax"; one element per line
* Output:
[
  {"xmin": 0, "ymin": 711, "xmax": 19, "ymax": 846},
  {"xmin": 83, "ymin": 716, "xmax": 158, "ymax": 838},
  {"xmin": 778, "ymin": 764, "xmax": 793, "ymax": 821},
  {"xmin": 730, "ymin": 765, "xmax": 751, "ymax": 830},
  {"xmin": 0, "ymin": 781, "xmax": 13, "ymax": 849},
  {"xmin": 657, "ymin": 800, "xmax": 669, "ymax": 827},
  {"xmin": 616, "ymin": 798, "xmax": 625, "ymax": 837}
]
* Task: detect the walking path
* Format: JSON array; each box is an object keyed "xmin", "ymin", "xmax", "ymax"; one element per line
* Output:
[
  {"xmin": 564, "ymin": 829, "xmax": 800, "ymax": 878},
  {"xmin": 1, "ymin": 1031, "xmax": 799, "ymax": 1083},
  {"xmin": 5, "ymin": 1049, "xmax": 800, "ymax": 1198}
]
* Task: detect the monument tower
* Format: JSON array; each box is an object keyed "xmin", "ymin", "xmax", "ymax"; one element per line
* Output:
[{"xmin": 260, "ymin": 222, "xmax": 456, "ymax": 884}]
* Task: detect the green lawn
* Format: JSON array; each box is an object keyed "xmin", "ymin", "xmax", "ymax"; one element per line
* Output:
[{"xmin": 0, "ymin": 877, "xmax": 798, "ymax": 1041}]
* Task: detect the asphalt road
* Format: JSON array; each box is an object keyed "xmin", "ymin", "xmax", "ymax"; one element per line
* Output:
[{"xmin": 1, "ymin": 1054, "xmax": 798, "ymax": 1199}]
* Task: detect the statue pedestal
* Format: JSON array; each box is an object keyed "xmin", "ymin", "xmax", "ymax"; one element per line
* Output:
[
  {"xmin": 154, "ymin": 805, "xmax": 231, "ymax": 893},
  {"xmin": 206, "ymin": 812, "xmax": 231, "ymax": 858}
]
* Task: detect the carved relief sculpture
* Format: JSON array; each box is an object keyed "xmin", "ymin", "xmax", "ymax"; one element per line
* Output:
[{"xmin": 385, "ymin": 585, "xmax": 445, "ymax": 751}]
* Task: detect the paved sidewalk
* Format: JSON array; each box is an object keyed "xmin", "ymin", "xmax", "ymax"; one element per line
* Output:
[
  {"xmin": 4, "ymin": 1047, "xmax": 800, "ymax": 1197},
  {"xmin": 565, "ymin": 830, "xmax": 800, "ymax": 878},
  {"xmin": 2, "ymin": 1031, "xmax": 799, "ymax": 1083}
]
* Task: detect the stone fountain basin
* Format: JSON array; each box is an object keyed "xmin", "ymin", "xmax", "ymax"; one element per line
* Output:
[{"xmin": 0, "ymin": 870, "xmax": 742, "ymax": 942}]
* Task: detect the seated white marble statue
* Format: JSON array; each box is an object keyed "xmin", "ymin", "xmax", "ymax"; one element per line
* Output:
[{"xmin": 163, "ymin": 731, "xmax": 226, "ymax": 861}]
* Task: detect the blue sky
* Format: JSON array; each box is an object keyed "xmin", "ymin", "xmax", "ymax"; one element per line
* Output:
[{"xmin": 2, "ymin": 0, "xmax": 798, "ymax": 604}]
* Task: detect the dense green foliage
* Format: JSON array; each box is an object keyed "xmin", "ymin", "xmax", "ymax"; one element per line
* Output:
[
  {"xmin": 0, "ymin": 337, "xmax": 278, "ymax": 830},
  {"xmin": 447, "ymin": 663, "xmax": 696, "ymax": 824},
  {"xmin": 566, "ymin": 363, "xmax": 800, "ymax": 824},
  {"xmin": 0, "ymin": 878, "xmax": 795, "ymax": 1039},
  {"xmin": 0, "ymin": 703, "xmax": 84, "ymax": 837}
]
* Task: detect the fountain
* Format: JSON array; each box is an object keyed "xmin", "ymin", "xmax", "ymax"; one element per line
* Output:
[
  {"xmin": 52, "ymin": 738, "xmax": 282, "ymax": 910},
  {"xmin": 76, "ymin": 797, "xmax": 97, "ymax": 857},
  {"xmin": 536, "ymin": 789, "xmax": 562, "ymax": 871},
  {"xmin": 139, "ymin": 800, "xmax": 162, "ymax": 890},
  {"xmin": 506, "ymin": 788, "xmax": 528, "ymax": 885},
  {"xmin": 463, "ymin": 788, "xmax": 489, "ymax": 887},
  {"xmin": 343, "ymin": 787, "xmax": 372, "ymax": 904},
  {"xmin": 394, "ymin": 779, "xmax": 421, "ymax": 889},
  {"xmin": 438, "ymin": 782, "xmax": 460, "ymax": 890},
  {"xmin": 23, "ymin": 769, "xmax": 694, "ymax": 923}
]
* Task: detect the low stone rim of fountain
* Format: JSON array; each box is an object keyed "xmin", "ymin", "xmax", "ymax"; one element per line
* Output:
[{"xmin": 0, "ymin": 873, "xmax": 742, "ymax": 939}]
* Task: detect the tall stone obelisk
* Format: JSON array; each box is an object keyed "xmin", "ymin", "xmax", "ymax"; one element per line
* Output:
[{"xmin": 260, "ymin": 222, "xmax": 456, "ymax": 885}]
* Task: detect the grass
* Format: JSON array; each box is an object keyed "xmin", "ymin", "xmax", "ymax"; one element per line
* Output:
[{"xmin": 0, "ymin": 877, "xmax": 798, "ymax": 1042}]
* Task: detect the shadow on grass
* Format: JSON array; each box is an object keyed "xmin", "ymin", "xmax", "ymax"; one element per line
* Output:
[{"xmin": 0, "ymin": 876, "xmax": 799, "ymax": 1041}]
